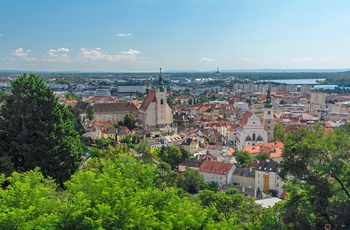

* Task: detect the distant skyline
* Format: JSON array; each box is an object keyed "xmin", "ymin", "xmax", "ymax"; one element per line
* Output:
[{"xmin": 1, "ymin": 0, "xmax": 350, "ymax": 72}]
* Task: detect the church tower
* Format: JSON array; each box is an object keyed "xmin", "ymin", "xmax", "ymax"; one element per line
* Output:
[
  {"xmin": 263, "ymin": 82, "xmax": 274, "ymax": 141},
  {"xmin": 155, "ymin": 68, "xmax": 171, "ymax": 126}
]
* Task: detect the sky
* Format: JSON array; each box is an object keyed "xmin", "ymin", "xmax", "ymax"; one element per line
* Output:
[{"xmin": 1, "ymin": 0, "xmax": 350, "ymax": 72}]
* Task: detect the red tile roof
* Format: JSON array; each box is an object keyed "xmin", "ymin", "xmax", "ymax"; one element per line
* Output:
[
  {"xmin": 199, "ymin": 161, "xmax": 234, "ymax": 175},
  {"xmin": 140, "ymin": 90, "xmax": 156, "ymax": 111},
  {"xmin": 239, "ymin": 111, "xmax": 253, "ymax": 127}
]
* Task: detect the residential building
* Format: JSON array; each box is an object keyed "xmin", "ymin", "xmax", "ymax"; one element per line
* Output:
[
  {"xmin": 199, "ymin": 161, "xmax": 236, "ymax": 185},
  {"xmin": 310, "ymin": 92, "xmax": 326, "ymax": 111},
  {"xmin": 93, "ymin": 102, "xmax": 138, "ymax": 121},
  {"xmin": 255, "ymin": 160, "xmax": 284, "ymax": 197},
  {"xmin": 181, "ymin": 137, "xmax": 199, "ymax": 154}
]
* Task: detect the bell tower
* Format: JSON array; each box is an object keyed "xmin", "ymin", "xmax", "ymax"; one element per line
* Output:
[{"xmin": 263, "ymin": 82, "xmax": 274, "ymax": 141}]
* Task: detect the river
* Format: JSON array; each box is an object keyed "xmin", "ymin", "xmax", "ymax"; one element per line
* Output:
[{"xmin": 266, "ymin": 79, "xmax": 338, "ymax": 89}]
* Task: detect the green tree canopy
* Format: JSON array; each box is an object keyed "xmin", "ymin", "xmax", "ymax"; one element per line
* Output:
[
  {"xmin": 273, "ymin": 123, "xmax": 285, "ymax": 142},
  {"xmin": 177, "ymin": 167, "xmax": 206, "ymax": 194},
  {"xmin": 279, "ymin": 125, "xmax": 350, "ymax": 229},
  {"xmin": 123, "ymin": 113, "xmax": 136, "ymax": 130},
  {"xmin": 234, "ymin": 150, "xmax": 252, "ymax": 168},
  {"xmin": 0, "ymin": 74, "xmax": 83, "ymax": 187}
]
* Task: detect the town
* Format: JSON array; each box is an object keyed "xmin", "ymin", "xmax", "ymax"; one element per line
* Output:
[{"xmin": 2, "ymin": 69, "xmax": 348, "ymax": 203}]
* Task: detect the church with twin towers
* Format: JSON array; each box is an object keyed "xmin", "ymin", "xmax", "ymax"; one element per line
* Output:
[{"xmin": 138, "ymin": 68, "xmax": 173, "ymax": 129}]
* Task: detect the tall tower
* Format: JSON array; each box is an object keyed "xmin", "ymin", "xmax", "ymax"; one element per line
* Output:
[
  {"xmin": 263, "ymin": 82, "xmax": 274, "ymax": 141},
  {"xmin": 155, "ymin": 68, "xmax": 170, "ymax": 126},
  {"xmin": 158, "ymin": 68, "xmax": 165, "ymax": 92}
]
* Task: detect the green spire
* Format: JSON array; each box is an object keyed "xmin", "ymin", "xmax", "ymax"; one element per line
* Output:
[
  {"xmin": 159, "ymin": 68, "xmax": 165, "ymax": 92},
  {"xmin": 265, "ymin": 81, "xmax": 272, "ymax": 108}
]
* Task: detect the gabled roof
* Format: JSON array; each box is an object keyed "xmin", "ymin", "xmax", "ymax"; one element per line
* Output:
[
  {"xmin": 139, "ymin": 90, "xmax": 156, "ymax": 111},
  {"xmin": 256, "ymin": 160, "xmax": 279, "ymax": 173},
  {"xmin": 239, "ymin": 111, "xmax": 254, "ymax": 127},
  {"xmin": 232, "ymin": 168, "xmax": 255, "ymax": 178},
  {"xmin": 199, "ymin": 161, "xmax": 234, "ymax": 175},
  {"xmin": 93, "ymin": 102, "xmax": 138, "ymax": 113}
]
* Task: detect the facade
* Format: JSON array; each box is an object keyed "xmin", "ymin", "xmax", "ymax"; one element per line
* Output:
[
  {"xmin": 138, "ymin": 68, "xmax": 173, "ymax": 128},
  {"xmin": 232, "ymin": 168, "xmax": 255, "ymax": 190},
  {"xmin": 236, "ymin": 111, "xmax": 268, "ymax": 150},
  {"xmin": 181, "ymin": 137, "xmax": 199, "ymax": 154},
  {"xmin": 310, "ymin": 92, "xmax": 326, "ymax": 111},
  {"xmin": 199, "ymin": 161, "xmax": 236, "ymax": 185},
  {"xmin": 255, "ymin": 160, "xmax": 284, "ymax": 197},
  {"xmin": 93, "ymin": 102, "xmax": 138, "ymax": 121}
]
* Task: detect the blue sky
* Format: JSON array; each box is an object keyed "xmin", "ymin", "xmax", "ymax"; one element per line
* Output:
[{"xmin": 1, "ymin": 0, "xmax": 350, "ymax": 72}]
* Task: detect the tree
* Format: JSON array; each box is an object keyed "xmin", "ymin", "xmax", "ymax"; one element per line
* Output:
[
  {"xmin": 123, "ymin": 113, "xmax": 136, "ymax": 130},
  {"xmin": 177, "ymin": 167, "xmax": 206, "ymax": 194},
  {"xmin": 0, "ymin": 74, "xmax": 83, "ymax": 187},
  {"xmin": 86, "ymin": 105, "xmax": 94, "ymax": 121},
  {"xmin": 279, "ymin": 125, "xmax": 350, "ymax": 229},
  {"xmin": 164, "ymin": 146, "xmax": 183, "ymax": 169},
  {"xmin": 64, "ymin": 92, "xmax": 79, "ymax": 101},
  {"xmin": 273, "ymin": 123, "xmax": 285, "ymax": 142},
  {"xmin": 254, "ymin": 153, "xmax": 270, "ymax": 161},
  {"xmin": 234, "ymin": 150, "xmax": 252, "ymax": 168}
]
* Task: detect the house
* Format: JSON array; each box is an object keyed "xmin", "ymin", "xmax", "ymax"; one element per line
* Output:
[
  {"xmin": 164, "ymin": 134, "xmax": 183, "ymax": 146},
  {"xmin": 242, "ymin": 142, "xmax": 284, "ymax": 162},
  {"xmin": 102, "ymin": 128, "xmax": 116, "ymax": 140},
  {"xmin": 178, "ymin": 160, "xmax": 203, "ymax": 172},
  {"xmin": 93, "ymin": 102, "xmax": 138, "ymax": 121},
  {"xmin": 232, "ymin": 168, "xmax": 256, "ymax": 192},
  {"xmin": 255, "ymin": 160, "xmax": 284, "ymax": 197},
  {"xmin": 116, "ymin": 126, "xmax": 132, "ymax": 142},
  {"xmin": 181, "ymin": 137, "xmax": 199, "ymax": 154},
  {"xmin": 199, "ymin": 161, "xmax": 236, "ymax": 185}
]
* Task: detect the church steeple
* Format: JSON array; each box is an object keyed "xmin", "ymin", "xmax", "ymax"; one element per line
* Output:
[
  {"xmin": 158, "ymin": 68, "xmax": 165, "ymax": 92},
  {"xmin": 265, "ymin": 82, "xmax": 272, "ymax": 108}
]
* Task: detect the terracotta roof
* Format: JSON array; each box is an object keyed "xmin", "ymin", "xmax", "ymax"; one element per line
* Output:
[
  {"xmin": 242, "ymin": 142, "xmax": 284, "ymax": 159},
  {"xmin": 139, "ymin": 90, "xmax": 156, "ymax": 111},
  {"xmin": 239, "ymin": 111, "xmax": 253, "ymax": 127},
  {"xmin": 199, "ymin": 161, "xmax": 234, "ymax": 175},
  {"xmin": 93, "ymin": 102, "xmax": 138, "ymax": 113}
]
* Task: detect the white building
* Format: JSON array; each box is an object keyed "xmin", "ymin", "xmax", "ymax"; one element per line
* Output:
[
  {"xmin": 199, "ymin": 161, "xmax": 236, "ymax": 185},
  {"xmin": 255, "ymin": 160, "xmax": 284, "ymax": 197},
  {"xmin": 236, "ymin": 111, "xmax": 268, "ymax": 150},
  {"xmin": 138, "ymin": 68, "xmax": 173, "ymax": 128}
]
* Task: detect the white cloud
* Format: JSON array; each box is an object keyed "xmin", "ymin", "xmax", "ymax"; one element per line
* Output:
[
  {"xmin": 116, "ymin": 33, "xmax": 132, "ymax": 37},
  {"xmin": 244, "ymin": 58, "xmax": 250, "ymax": 62},
  {"xmin": 15, "ymin": 48, "xmax": 28, "ymax": 57},
  {"xmin": 78, "ymin": 48, "xmax": 141, "ymax": 62},
  {"xmin": 199, "ymin": 57, "xmax": 214, "ymax": 62},
  {"xmin": 47, "ymin": 48, "xmax": 70, "ymax": 57},
  {"xmin": 0, "ymin": 34, "xmax": 2, "ymax": 38},
  {"xmin": 13, "ymin": 48, "xmax": 35, "ymax": 61},
  {"xmin": 122, "ymin": 49, "xmax": 141, "ymax": 55}
]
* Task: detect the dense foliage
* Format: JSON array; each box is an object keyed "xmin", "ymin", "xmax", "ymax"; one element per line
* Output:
[
  {"xmin": 0, "ymin": 145, "xmax": 269, "ymax": 229},
  {"xmin": 279, "ymin": 125, "xmax": 350, "ymax": 229},
  {"xmin": 0, "ymin": 74, "xmax": 83, "ymax": 187}
]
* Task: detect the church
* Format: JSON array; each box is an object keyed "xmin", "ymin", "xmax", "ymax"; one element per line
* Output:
[
  {"xmin": 236, "ymin": 83, "xmax": 274, "ymax": 150},
  {"xmin": 138, "ymin": 68, "xmax": 173, "ymax": 129}
]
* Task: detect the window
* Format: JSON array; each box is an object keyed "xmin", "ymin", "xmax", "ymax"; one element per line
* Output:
[
  {"xmin": 252, "ymin": 133, "xmax": 256, "ymax": 141},
  {"xmin": 268, "ymin": 111, "xmax": 271, "ymax": 115},
  {"xmin": 160, "ymin": 99, "xmax": 164, "ymax": 104},
  {"xmin": 268, "ymin": 121, "xmax": 271, "ymax": 124},
  {"xmin": 277, "ymin": 183, "xmax": 279, "ymax": 187}
]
